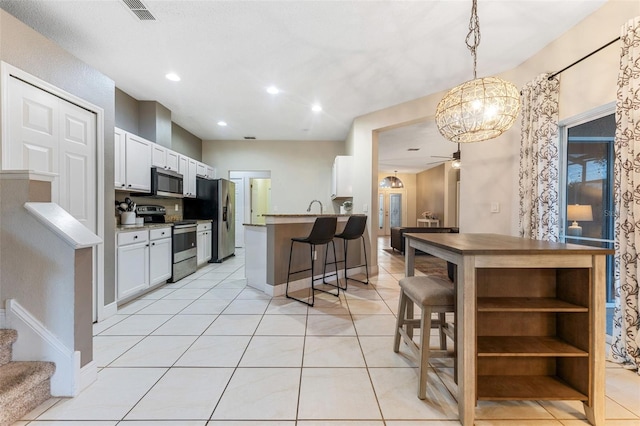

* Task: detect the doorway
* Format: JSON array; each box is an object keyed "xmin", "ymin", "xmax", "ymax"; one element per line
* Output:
[
  {"xmin": 229, "ymin": 170, "xmax": 271, "ymax": 247},
  {"xmin": 250, "ymin": 178, "xmax": 271, "ymax": 225},
  {"xmin": 378, "ymin": 189, "xmax": 406, "ymax": 236},
  {"xmin": 560, "ymin": 107, "xmax": 615, "ymax": 336}
]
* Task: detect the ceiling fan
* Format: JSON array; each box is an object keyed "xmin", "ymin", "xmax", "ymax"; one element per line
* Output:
[{"xmin": 426, "ymin": 143, "xmax": 461, "ymax": 168}]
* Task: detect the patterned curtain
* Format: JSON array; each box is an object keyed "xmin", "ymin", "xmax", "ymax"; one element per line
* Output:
[
  {"xmin": 610, "ymin": 16, "xmax": 640, "ymax": 373},
  {"xmin": 518, "ymin": 73, "xmax": 560, "ymax": 242}
]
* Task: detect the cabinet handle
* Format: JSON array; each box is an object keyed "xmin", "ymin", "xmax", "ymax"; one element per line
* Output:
[
  {"xmin": 128, "ymin": 184, "xmax": 132, "ymax": 187},
  {"xmin": 161, "ymin": 232, "xmax": 165, "ymax": 235},
  {"xmin": 133, "ymin": 235, "xmax": 138, "ymax": 239},
  {"xmin": 152, "ymin": 242, "xmax": 155, "ymax": 246},
  {"xmin": 121, "ymin": 184, "xmax": 125, "ymax": 187}
]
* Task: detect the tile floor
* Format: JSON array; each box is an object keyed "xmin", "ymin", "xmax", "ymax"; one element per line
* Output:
[{"xmin": 14, "ymin": 238, "xmax": 640, "ymax": 425}]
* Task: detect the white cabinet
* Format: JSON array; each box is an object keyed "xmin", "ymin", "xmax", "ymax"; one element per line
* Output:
[
  {"xmin": 196, "ymin": 161, "xmax": 207, "ymax": 178},
  {"xmin": 114, "ymin": 127, "xmax": 152, "ymax": 192},
  {"xmin": 331, "ymin": 155, "xmax": 353, "ymax": 199},
  {"xmin": 117, "ymin": 226, "xmax": 172, "ymax": 301},
  {"xmin": 149, "ymin": 227, "xmax": 172, "ymax": 285},
  {"xmin": 151, "ymin": 144, "xmax": 180, "ymax": 172},
  {"xmin": 151, "ymin": 144, "xmax": 167, "ymax": 168},
  {"xmin": 197, "ymin": 221, "xmax": 213, "ymax": 266},
  {"xmin": 180, "ymin": 155, "xmax": 197, "ymax": 198},
  {"xmin": 196, "ymin": 161, "xmax": 215, "ymax": 179},
  {"xmin": 116, "ymin": 229, "xmax": 149, "ymax": 300},
  {"xmin": 166, "ymin": 149, "xmax": 179, "ymax": 172}
]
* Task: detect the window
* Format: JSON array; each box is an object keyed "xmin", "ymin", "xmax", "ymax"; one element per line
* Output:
[{"xmin": 561, "ymin": 109, "xmax": 615, "ymax": 335}]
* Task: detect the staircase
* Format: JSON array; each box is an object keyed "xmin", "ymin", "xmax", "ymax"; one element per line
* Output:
[{"xmin": 0, "ymin": 329, "xmax": 55, "ymax": 426}]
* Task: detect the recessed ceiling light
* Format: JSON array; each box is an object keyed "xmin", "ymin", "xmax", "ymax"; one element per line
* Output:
[
  {"xmin": 311, "ymin": 104, "xmax": 322, "ymax": 112},
  {"xmin": 165, "ymin": 73, "xmax": 181, "ymax": 82},
  {"xmin": 217, "ymin": 121, "xmax": 227, "ymax": 127},
  {"xmin": 266, "ymin": 86, "xmax": 279, "ymax": 95}
]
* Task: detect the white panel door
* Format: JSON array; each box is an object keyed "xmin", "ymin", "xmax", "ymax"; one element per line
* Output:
[
  {"xmin": 6, "ymin": 75, "xmax": 98, "ymax": 318},
  {"xmin": 58, "ymin": 100, "xmax": 96, "ymax": 231},
  {"xmin": 6, "ymin": 76, "xmax": 59, "ymax": 195}
]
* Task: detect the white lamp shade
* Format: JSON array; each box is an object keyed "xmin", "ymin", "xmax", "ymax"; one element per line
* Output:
[{"xmin": 567, "ymin": 204, "xmax": 593, "ymax": 222}]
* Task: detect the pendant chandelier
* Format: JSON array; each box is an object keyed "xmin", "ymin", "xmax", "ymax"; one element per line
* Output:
[
  {"xmin": 379, "ymin": 171, "xmax": 404, "ymax": 188},
  {"xmin": 435, "ymin": 0, "xmax": 520, "ymax": 143}
]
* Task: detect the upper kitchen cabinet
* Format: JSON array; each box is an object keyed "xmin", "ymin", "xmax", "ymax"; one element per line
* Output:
[
  {"xmin": 331, "ymin": 155, "xmax": 353, "ymax": 199},
  {"xmin": 151, "ymin": 144, "xmax": 179, "ymax": 172},
  {"xmin": 196, "ymin": 161, "xmax": 215, "ymax": 179},
  {"xmin": 179, "ymin": 154, "xmax": 197, "ymax": 198},
  {"xmin": 114, "ymin": 127, "xmax": 151, "ymax": 192}
]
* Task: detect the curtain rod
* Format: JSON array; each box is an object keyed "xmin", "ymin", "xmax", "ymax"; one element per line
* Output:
[{"xmin": 548, "ymin": 36, "xmax": 620, "ymax": 80}]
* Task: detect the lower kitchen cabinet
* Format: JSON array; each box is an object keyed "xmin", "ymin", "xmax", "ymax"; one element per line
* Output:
[
  {"xmin": 149, "ymin": 227, "xmax": 172, "ymax": 285},
  {"xmin": 117, "ymin": 226, "xmax": 171, "ymax": 301},
  {"xmin": 197, "ymin": 221, "xmax": 212, "ymax": 266},
  {"xmin": 116, "ymin": 229, "xmax": 149, "ymax": 300}
]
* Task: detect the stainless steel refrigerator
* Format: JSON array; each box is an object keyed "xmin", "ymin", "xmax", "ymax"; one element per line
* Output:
[{"xmin": 183, "ymin": 178, "xmax": 235, "ymax": 262}]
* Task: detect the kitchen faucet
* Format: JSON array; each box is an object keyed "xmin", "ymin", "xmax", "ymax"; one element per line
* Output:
[{"xmin": 307, "ymin": 199, "xmax": 323, "ymax": 215}]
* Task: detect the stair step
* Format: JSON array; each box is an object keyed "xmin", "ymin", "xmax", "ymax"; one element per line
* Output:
[
  {"xmin": 0, "ymin": 330, "xmax": 18, "ymax": 367},
  {"xmin": 0, "ymin": 361, "xmax": 55, "ymax": 426}
]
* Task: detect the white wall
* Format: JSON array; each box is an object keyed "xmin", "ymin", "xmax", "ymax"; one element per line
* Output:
[
  {"xmin": 202, "ymin": 139, "xmax": 345, "ymax": 214},
  {"xmin": 347, "ymin": 0, "xmax": 639, "ymax": 265}
]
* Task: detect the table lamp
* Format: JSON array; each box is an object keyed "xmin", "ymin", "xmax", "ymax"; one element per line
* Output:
[{"xmin": 567, "ymin": 204, "xmax": 593, "ymax": 237}]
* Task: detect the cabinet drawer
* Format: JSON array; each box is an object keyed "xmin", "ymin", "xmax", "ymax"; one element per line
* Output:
[
  {"xmin": 197, "ymin": 222, "xmax": 212, "ymax": 232},
  {"xmin": 150, "ymin": 227, "xmax": 171, "ymax": 240},
  {"xmin": 118, "ymin": 230, "xmax": 149, "ymax": 246}
]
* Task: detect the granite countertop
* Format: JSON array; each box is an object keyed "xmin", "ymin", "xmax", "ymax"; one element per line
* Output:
[
  {"xmin": 116, "ymin": 223, "xmax": 173, "ymax": 232},
  {"xmin": 262, "ymin": 213, "xmax": 363, "ymax": 217}
]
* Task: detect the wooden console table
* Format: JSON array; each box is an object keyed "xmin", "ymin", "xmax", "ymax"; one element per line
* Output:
[{"xmin": 403, "ymin": 233, "xmax": 612, "ymax": 426}]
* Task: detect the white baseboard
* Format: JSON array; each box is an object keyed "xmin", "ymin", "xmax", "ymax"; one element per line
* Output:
[
  {"xmin": 99, "ymin": 301, "xmax": 118, "ymax": 322},
  {"xmin": 6, "ymin": 299, "xmax": 80, "ymax": 396}
]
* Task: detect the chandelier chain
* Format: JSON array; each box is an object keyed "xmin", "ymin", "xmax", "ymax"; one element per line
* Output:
[{"xmin": 465, "ymin": 0, "xmax": 480, "ymax": 79}]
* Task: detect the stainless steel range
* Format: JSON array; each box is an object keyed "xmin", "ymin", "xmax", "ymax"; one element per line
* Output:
[{"xmin": 168, "ymin": 220, "xmax": 197, "ymax": 282}]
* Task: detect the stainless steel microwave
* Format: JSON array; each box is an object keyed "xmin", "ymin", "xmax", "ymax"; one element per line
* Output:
[{"xmin": 148, "ymin": 167, "xmax": 183, "ymax": 198}]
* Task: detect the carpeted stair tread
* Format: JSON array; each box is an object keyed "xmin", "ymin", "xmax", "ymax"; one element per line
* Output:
[
  {"xmin": 0, "ymin": 330, "xmax": 18, "ymax": 367},
  {"xmin": 0, "ymin": 361, "xmax": 55, "ymax": 405},
  {"xmin": 0, "ymin": 330, "xmax": 17, "ymax": 347}
]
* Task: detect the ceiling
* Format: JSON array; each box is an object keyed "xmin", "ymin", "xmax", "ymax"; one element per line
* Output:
[{"xmin": 1, "ymin": 0, "xmax": 606, "ymax": 172}]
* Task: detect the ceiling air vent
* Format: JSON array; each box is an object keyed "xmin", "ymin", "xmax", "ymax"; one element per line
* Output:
[{"xmin": 122, "ymin": 0, "xmax": 156, "ymax": 21}]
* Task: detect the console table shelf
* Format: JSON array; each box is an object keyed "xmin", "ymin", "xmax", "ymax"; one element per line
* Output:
[
  {"xmin": 477, "ymin": 336, "xmax": 589, "ymax": 357},
  {"xmin": 478, "ymin": 297, "xmax": 588, "ymax": 312},
  {"xmin": 477, "ymin": 375, "xmax": 588, "ymax": 401}
]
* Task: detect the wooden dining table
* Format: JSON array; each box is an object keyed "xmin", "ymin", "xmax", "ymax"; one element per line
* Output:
[{"xmin": 403, "ymin": 233, "xmax": 613, "ymax": 426}]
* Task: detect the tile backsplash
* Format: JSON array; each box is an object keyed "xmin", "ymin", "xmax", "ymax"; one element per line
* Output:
[{"xmin": 115, "ymin": 191, "xmax": 183, "ymax": 224}]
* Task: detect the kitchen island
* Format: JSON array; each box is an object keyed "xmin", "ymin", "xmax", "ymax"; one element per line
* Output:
[{"xmin": 244, "ymin": 214, "xmax": 367, "ymax": 295}]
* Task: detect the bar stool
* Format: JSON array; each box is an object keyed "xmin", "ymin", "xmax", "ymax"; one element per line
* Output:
[
  {"xmin": 323, "ymin": 215, "xmax": 369, "ymax": 291},
  {"xmin": 393, "ymin": 275, "xmax": 455, "ymax": 399},
  {"xmin": 285, "ymin": 216, "xmax": 340, "ymax": 306}
]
